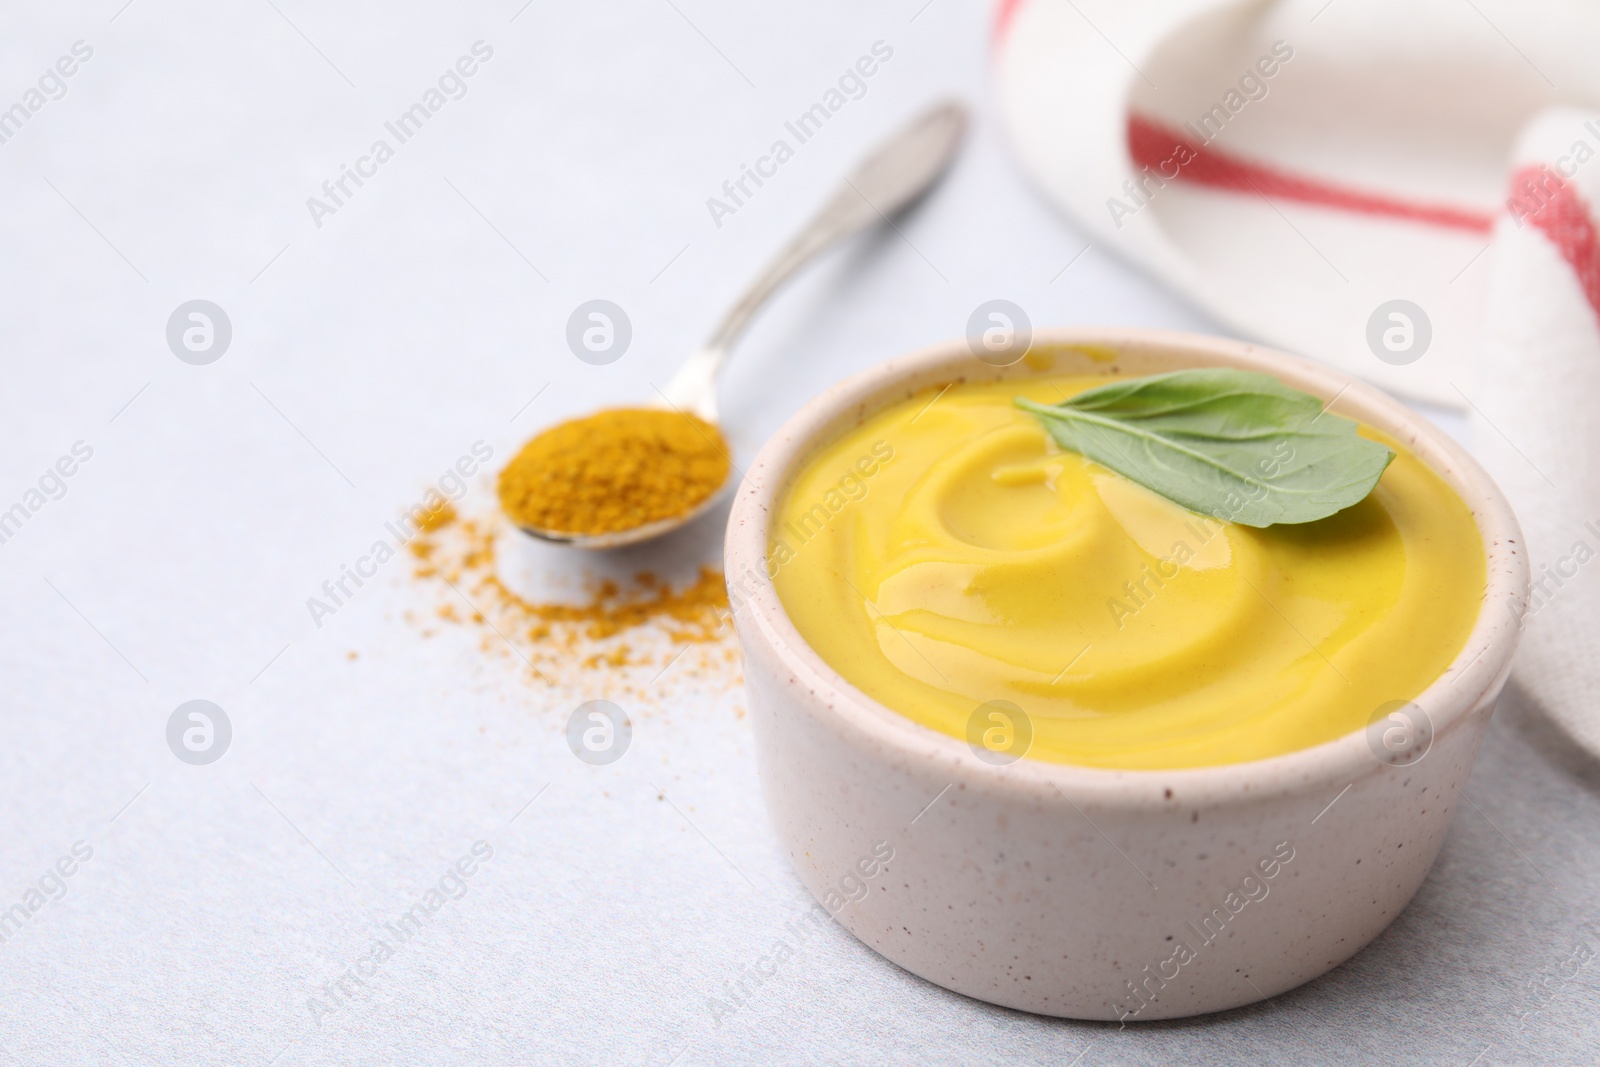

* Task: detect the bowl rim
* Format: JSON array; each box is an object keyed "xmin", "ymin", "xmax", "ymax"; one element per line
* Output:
[{"xmin": 724, "ymin": 327, "xmax": 1529, "ymax": 808}]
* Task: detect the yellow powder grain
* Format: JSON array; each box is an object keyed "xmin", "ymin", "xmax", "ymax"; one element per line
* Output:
[{"xmin": 418, "ymin": 501, "xmax": 456, "ymax": 532}]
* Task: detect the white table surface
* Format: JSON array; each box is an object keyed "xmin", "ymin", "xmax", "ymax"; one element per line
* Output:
[{"xmin": 2, "ymin": 2, "xmax": 1597, "ymax": 1064}]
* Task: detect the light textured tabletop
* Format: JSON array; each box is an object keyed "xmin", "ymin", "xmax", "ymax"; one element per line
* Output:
[{"xmin": 1, "ymin": 2, "xmax": 1597, "ymax": 1064}]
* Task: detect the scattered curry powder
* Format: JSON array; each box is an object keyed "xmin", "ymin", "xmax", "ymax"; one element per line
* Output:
[
  {"xmin": 404, "ymin": 503, "xmax": 735, "ymax": 689},
  {"xmin": 417, "ymin": 501, "xmax": 456, "ymax": 532},
  {"xmin": 497, "ymin": 408, "xmax": 731, "ymax": 535}
]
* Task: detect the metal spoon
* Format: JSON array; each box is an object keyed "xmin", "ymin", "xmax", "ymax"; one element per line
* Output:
[{"xmin": 517, "ymin": 99, "xmax": 969, "ymax": 549}]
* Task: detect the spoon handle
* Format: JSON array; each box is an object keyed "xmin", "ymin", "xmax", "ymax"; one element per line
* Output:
[{"xmin": 662, "ymin": 100, "xmax": 968, "ymax": 421}]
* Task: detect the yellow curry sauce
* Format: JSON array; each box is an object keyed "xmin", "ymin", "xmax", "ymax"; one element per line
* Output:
[{"xmin": 771, "ymin": 376, "xmax": 1485, "ymax": 769}]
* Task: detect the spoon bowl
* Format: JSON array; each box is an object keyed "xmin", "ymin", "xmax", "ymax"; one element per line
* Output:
[{"xmin": 512, "ymin": 478, "xmax": 733, "ymax": 549}]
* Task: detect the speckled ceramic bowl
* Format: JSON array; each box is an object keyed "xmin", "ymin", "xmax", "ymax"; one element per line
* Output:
[{"xmin": 724, "ymin": 328, "xmax": 1528, "ymax": 1020}]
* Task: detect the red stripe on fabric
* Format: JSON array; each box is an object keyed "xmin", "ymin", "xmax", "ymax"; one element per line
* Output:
[
  {"xmin": 1509, "ymin": 164, "xmax": 1600, "ymax": 319},
  {"xmin": 1127, "ymin": 114, "xmax": 1495, "ymax": 234},
  {"xmin": 993, "ymin": 0, "xmax": 1026, "ymax": 44}
]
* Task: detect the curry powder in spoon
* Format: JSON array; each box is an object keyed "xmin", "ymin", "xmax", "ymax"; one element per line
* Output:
[{"xmin": 498, "ymin": 407, "xmax": 731, "ymax": 537}]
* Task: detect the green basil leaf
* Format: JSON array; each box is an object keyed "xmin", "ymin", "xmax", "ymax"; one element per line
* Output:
[{"xmin": 1015, "ymin": 369, "xmax": 1395, "ymax": 527}]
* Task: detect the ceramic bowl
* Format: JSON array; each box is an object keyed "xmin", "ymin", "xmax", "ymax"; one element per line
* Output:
[{"xmin": 724, "ymin": 328, "xmax": 1528, "ymax": 1020}]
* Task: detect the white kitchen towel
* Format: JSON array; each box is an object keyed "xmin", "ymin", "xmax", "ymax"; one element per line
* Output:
[
  {"xmin": 1471, "ymin": 110, "xmax": 1600, "ymax": 763},
  {"xmin": 994, "ymin": 0, "xmax": 1600, "ymax": 760},
  {"xmin": 993, "ymin": 0, "xmax": 1600, "ymax": 405}
]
